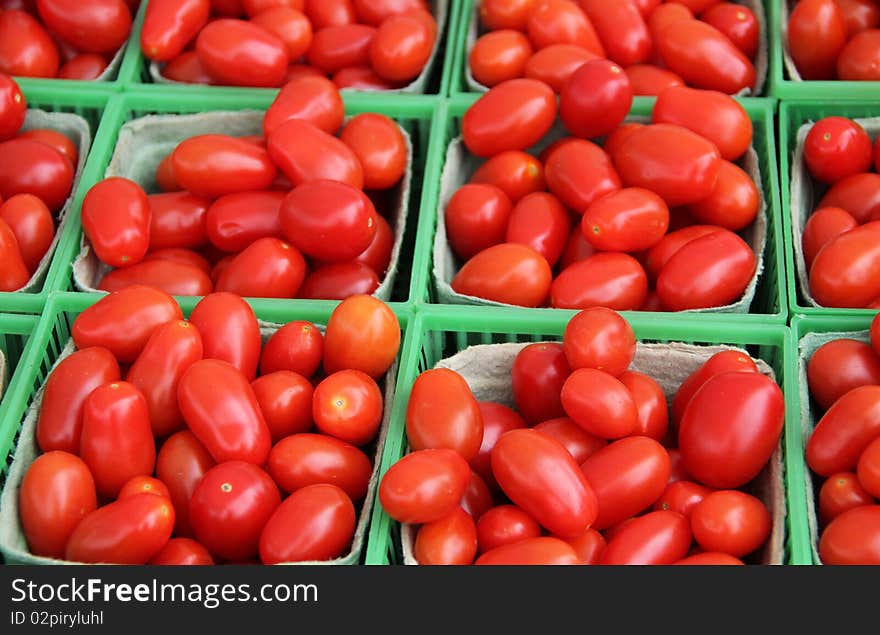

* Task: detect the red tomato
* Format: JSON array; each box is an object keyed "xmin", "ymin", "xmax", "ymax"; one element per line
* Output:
[
  {"xmin": 161, "ymin": 51, "xmax": 213, "ymax": 84},
  {"xmin": 819, "ymin": 173, "xmax": 880, "ymax": 224},
  {"xmin": 534, "ymin": 418, "xmax": 606, "ymax": 464},
  {"xmin": 679, "ymin": 372, "xmax": 784, "ymax": 488},
  {"xmin": 0, "ymin": 10, "xmax": 59, "ymax": 78},
  {"xmin": 244, "ymin": 0, "xmax": 304, "ymax": 16},
  {"xmin": 835, "ymin": 0, "xmax": 880, "ymax": 36},
  {"xmin": 66, "ymin": 494, "xmax": 174, "ymax": 564},
  {"xmin": 475, "ymin": 536, "xmax": 579, "ymax": 565},
  {"xmin": 647, "ymin": 3, "xmax": 693, "ymax": 42},
  {"xmin": 837, "ymin": 29, "xmax": 880, "ymax": 80},
  {"xmin": 142, "ymin": 249, "xmax": 211, "ymax": 275},
  {"xmin": 0, "ymin": 139, "xmax": 72, "ymax": 212},
  {"xmin": 653, "ymin": 480, "xmax": 713, "ymax": 519},
  {"xmin": 557, "ymin": 527, "xmax": 605, "ymax": 564},
  {"xmin": 582, "ymin": 187, "xmax": 668, "ymax": 252},
  {"xmin": 19, "ymin": 451, "xmax": 97, "ymax": 559},
  {"xmin": 461, "ymin": 471, "xmax": 493, "ymax": 520},
  {"xmin": 524, "ymin": 44, "xmax": 598, "ymax": 93},
  {"xmin": 452, "ymin": 243, "xmax": 552, "ymax": 307},
  {"xmin": 0, "ymin": 74, "xmax": 25, "ymax": 141},
  {"xmin": 672, "ymin": 350, "xmax": 758, "ymax": 425},
  {"xmin": 267, "ymin": 433, "xmax": 370, "ymax": 500},
  {"xmin": 37, "ymin": 0, "xmax": 131, "ymax": 54},
  {"xmin": 260, "ymin": 321, "xmax": 322, "ymax": 378},
  {"xmin": 687, "ymin": 160, "xmax": 759, "ymax": 231},
  {"xmin": 675, "ymin": 552, "xmax": 744, "ymax": 565},
  {"xmin": 379, "ymin": 449, "xmax": 471, "ymax": 524},
  {"xmin": 370, "ymin": 11, "xmax": 435, "ymax": 82},
  {"xmin": 339, "ymin": 113, "xmax": 407, "ymax": 190},
  {"xmin": 406, "ymin": 368, "xmax": 482, "ymax": 460},
  {"xmin": 118, "ymin": 476, "xmax": 171, "ymax": 500},
  {"xmin": 147, "ymin": 192, "xmax": 209, "ymax": 251},
  {"xmin": 252, "ymin": 7, "xmax": 313, "ymax": 61},
  {"xmin": 17, "ymin": 129, "xmax": 76, "ymax": 166},
  {"xmin": 619, "ymin": 371, "xmax": 668, "ymax": 441},
  {"xmin": 348, "ymin": 212, "xmax": 393, "ymax": 276},
  {"xmin": 600, "ymin": 510, "xmax": 691, "ymax": 565},
  {"xmin": 444, "ymin": 184, "xmax": 512, "ymax": 261},
  {"xmin": 141, "ymin": 0, "xmax": 210, "ymax": 62},
  {"xmin": 155, "ymin": 154, "xmax": 181, "ymax": 191},
  {"xmin": 195, "ymin": 19, "xmax": 287, "ymax": 86},
  {"xmin": 82, "ymin": 178, "xmax": 150, "ymax": 268},
  {"xmin": 0, "ymin": 194, "xmax": 52, "ymax": 272},
  {"xmin": 563, "ymin": 306, "xmax": 636, "ymax": 376},
  {"xmin": 306, "ymin": 0, "xmax": 356, "ymax": 28},
  {"xmin": 512, "ymin": 343, "xmax": 571, "ymax": 424},
  {"xmin": 72, "ymin": 286, "xmax": 183, "ymax": 363},
  {"xmin": 652, "ymin": 86, "xmax": 752, "ymax": 162},
  {"xmin": 172, "ymin": 134, "xmax": 276, "ymax": 198},
  {"xmin": 252, "ymin": 372, "xmax": 313, "ymax": 442},
  {"xmin": 298, "ymin": 262, "xmax": 379, "ymax": 300},
  {"xmin": 469, "ymin": 30, "xmax": 533, "ymax": 87},
  {"xmin": 190, "ymin": 461, "xmax": 281, "ymax": 560},
  {"xmin": 657, "ymin": 229, "xmax": 755, "ymax": 310},
  {"xmin": 476, "ymin": 505, "xmax": 541, "ymax": 553},
  {"xmin": 323, "ymin": 294, "xmax": 400, "ymax": 378},
  {"xmin": 269, "ymin": 120, "xmax": 363, "ymax": 189},
  {"xmin": 808, "ymin": 386, "xmax": 880, "ymax": 476},
  {"xmin": 561, "ymin": 369, "xmax": 638, "ymax": 439},
  {"xmin": 644, "ymin": 225, "xmax": 723, "ymax": 281},
  {"xmin": 871, "ymin": 312, "xmax": 880, "ymax": 357},
  {"xmin": 690, "ymin": 490, "xmax": 770, "ymax": 557},
  {"xmin": 307, "ymin": 24, "xmax": 374, "ymax": 75},
  {"xmin": 415, "ymin": 507, "xmax": 478, "ymax": 565},
  {"xmin": 625, "ymin": 64, "xmax": 684, "ymax": 96},
  {"xmin": 190, "ymin": 292, "xmax": 260, "ymax": 379},
  {"xmin": 810, "ymin": 221, "xmax": 880, "ymax": 307},
  {"xmin": 505, "ymin": 192, "xmax": 570, "ymax": 267},
  {"xmin": 491, "ymin": 428, "xmax": 598, "ymax": 537},
  {"xmin": 462, "ymin": 79, "xmax": 557, "ymax": 158},
  {"xmin": 332, "ymin": 66, "xmax": 401, "ymax": 90},
  {"xmin": 612, "ymin": 123, "xmax": 721, "ymax": 207},
  {"xmin": 560, "ymin": 60, "xmax": 632, "ymax": 139},
  {"xmin": 808, "ymin": 339, "xmax": 880, "ymax": 410},
  {"xmin": 820, "ymin": 471, "xmax": 875, "ymax": 524},
  {"xmin": 551, "ymin": 252, "xmax": 649, "ymax": 310},
  {"xmin": 701, "ymin": 3, "xmax": 758, "ymax": 58},
  {"xmin": 526, "ymin": 0, "xmax": 604, "ymax": 55},
  {"xmin": 805, "ymin": 117, "xmax": 873, "ymax": 185},
  {"xmin": 656, "ymin": 17, "xmax": 755, "ymax": 93},
  {"xmin": 264, "ymin": 76, "xmax": 344, "ymax": 137},
  {"xmin": 156, "ymin": 430, "xmax": 215, "ymax": 537},
  {"xmin": 97, "ymin": 260, "xmax": 213, "ymax": 296},
  {"xmin": 313, "ymin": 369, "xmax": 382, "ymax": 446},
  {"xmin": 788, "ymin": 0, "xmax": 848, "ymax": 79},
  {"xmin": 149, "ymin": 538, "xmax": 214, "ymax": 565},
  {"xmin": 582, "ymin": 436, "xmax": 670, "ymax": 529},
  {"xmin": 470, "ymin": 402, "xmax": 525, "ymax": 489},
  {"xmin": 802, "ymin": 207, "xmax": 858, "ymax": 269},
  {"xmin": 205, "ymin": 190, "xmax": 283, "ymax": 253},
  {"xmin": 469, "ymin": 150, "xmax": 545, "ymax": 203},
  {"xmin": 216, "ymin": 237, "xmax": 306, "ymax": 298},
  {"xmin": 819, "ymin": 505, "xmax": 880, "ymax": 564},
  {"xmin": 213, "ymin": 0, "xmax": 245, "ymax": 15},
  {"xmin": 579, "ymin": 0, "xmax": 651, "ymax": 67}
]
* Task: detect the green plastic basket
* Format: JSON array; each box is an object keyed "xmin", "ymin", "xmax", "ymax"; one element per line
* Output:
[
  {"xmin": 768, "ymin": 1, "xmax": 880, "ymax": 99},
  {"xmin": 50, "ymin": 89, "xmax": 441, "ymax": 315},
  {"xmin": 779, "ymin": 100, "xmax": 880, "ymax": 318},
  {"xmin": 0, "ymin": 291, "xmax": 411, "ymax": 565},
  {"xmin": 364, "ymin": 305, "xmax": 808, "ymax": 565},
  {"xmin": 790, "ymin": 314, "xmax": 877, "ymax": 564},
  {"xmin": 0, "ymin": 85, "xmax": 110, "ymax": 314},
  {"xmin": 124, "ymin": 1, "xmax": 456, "ymax": 96},
  {"xmin": 418, "ymin": 93, "xmax": 786, "ymax": 323}
]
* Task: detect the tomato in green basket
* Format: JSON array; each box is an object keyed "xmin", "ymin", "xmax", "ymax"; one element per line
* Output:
[
  {"xmin": 526, "ymin": 0, "xmax": 603, "ymax": 54},
  {"xmin": 818, "ymin": 472, "xmax": 874, "ymax": 524},
  {"xmin": 190, "ymin": 292, "xmax": 261, "ymax": 380},
  {"xmin": 156, "ymin": 430, "xmax": 216, "ymax": 538},
  {"xmin": 216, "ymin": 237, "xmax": 307, "ymax": 299},
  {"xmin": 672, "ymin": 350, "xmax": 758, "ymax": 425},
  {"xmin": 701, "ymin": 3, "xmax": 759, "ymax": 59},
  {"xmin": 810, "ymin": 221, "xmax": 880, "ymax": 308},
  {"xmin": 263, "ymin": 76, "xmax": 344, "ymax": 137},
  {"xmin": 313, "ymin": 369, "xmax": 383, "ymax": 446},
  {"xmin": 807, "ymin": 385, "xmax": 880, "ymax": 476},
  {"xmin": 581, "ymin": 187, "xmax": 669, "ymax": 252},
  {"xmin": 476, "ymin": 505, "xmax": 540, "ymax": 554},
  {"xmin": 837, "ymin": 30, "xmax": 880, "ymax": 80},
  {"xmin": 470, "ymin": 402, "xmax": 526, "ymax": 490},
  {"xmin": 307, "ymin": 24, "xmax": 375, "ymax": 75},
  {"xmin": 470, "ymin": 151, "xmax": 546, "ymax": 204},
  {"xmin": 340, "ymin": 113, "xmax": 408, "ymax": 190},
  {"xmin": 787, "ymin": 0, "xmax": 848, "ymax": 80},
  {"xmin": 0, "ymin": 138, "xmax": 73, "ymax": 213},
  {"xmin": 561, "ymin": 369, "xmax": 639, "ymax": 440},
  {"xmin": 444, "ymin": 184, "xmax": 512, "ymax": 261},
  {"xmin": 379, "ymin": 449, "xmax": 471, "ymax": 524},
  {"xmin": 600, "ymin": 511, "xmax": 692, "ymax": 565},
  {"xmin": 141, "ymin": 0, "xmax": 211, "ymax": 62},
  {"xmin": 469, "ymin": 30, "xmax": 533, "ymax": 88},
  {"xmin": 690, "ymin": 490, "xmax": 771, "ymax": 557},
  {"xmin": 268, "ymin": 433, "xmax": 371, "ymax": 500},
  {"xmin": 452, "ymin": 243, "xmax": 553, "ymax": 308},
  {"xmin": 475, "ymin": 536, "xmax": 579, "ymax": 565},
  {"xmin": 533, "ymin": 418, "xmax": 607, "ymax": 464},
  {"xmin": 0, "ymin": 217, "xmax": 29, "ymax": 291},
  {"xmin": 562, "ymin": 306, "xmax": 635, "ymax": 377},
  {"xmin": 97, "ymin": 259, "xmax": 214, "ymax": 296},
  {"xmin": 37, "ymin": 0, "xmax": 132, "ymax": 55},
  {"xmin": 512, "ymin": 343, "xmax": 571, "ymax": 425},
  {"xmin": 544, "ymin": 139, "xmax": 621, "ymax": 213},
  {"xmin": 415, "ymin": 507, "xmax": 478, "ymax": 565},
  {"xmin": 260, "ymin": 320, "xmax": 323, "ymax": 378},
  {"xmin": 205, "ymin": 190, "xmax": 283, "ymax": 253},
  {"xmin": 0, "ymin": 73, "xmax": 25, "ymax": 141},
  {"xmin": 807, "ymin": 339, "xmax": 880, "ymax": 411},
  {"xmin": 579, "ymin": 0, "xmax": 651, "ymax": 67},
  {"xmin": 149, "ymin": 537, "xmax": 214, "ymax": 565},
  {"xmin": 195, "ymin": 19, "xmax": 287, "ymax": 87},
  {"xmin": 0, "ymin": 10, "xmax": 60, "ymax": 78},
  {"xmin": 551, "ymin": 252, "xmax": 648, "ymax": 311},
  {"xmin": 819, "ymin": 505, "xmax": 880, "ymax": 565},
  {"xmin": 323, "ymin": 294, "xmax": 400, "ymax": 378},
  {"xmin": 818, "ymin": 173, "xmax": 880, "ymax": 224}
]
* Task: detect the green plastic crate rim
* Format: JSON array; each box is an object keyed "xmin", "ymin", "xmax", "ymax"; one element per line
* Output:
[
  {"xmin": 768, "ymin": 1, "xmax": 880, "ymax": 100},
  {"xmin": 124, "ymin": 1, "xmax": 458, "ymax": 97},
  {"xmin": 50, "ymin": 90, "xmax": 443, "ymax": 315},
  {"xmin": 10, "ymin": 1, "xmax": 147, "ymax": 92},
  {"xmin": 779, "ymin": 100, "xmax": 880, "ymax": 318},
  {"xmin": 417, "ymin": 94, "xmax": 786, "ymax": 323},
  {"xmin": 0, "ymin": 291, "xmax": 412, "ymax": 565},
  {"xmin": 0, "ymin": 85, "xmax": 111, "ymax": 314},
  {"xmin": 790, "ymin": 314, "xmax": 877, "ymax": 564},
  {"xmin": 0, "ymin": 313, "xmax": 39, "ymax": 479},
  {"xmin": 364, "ymin": 305, "xmax": 808, "ymax": 565}
]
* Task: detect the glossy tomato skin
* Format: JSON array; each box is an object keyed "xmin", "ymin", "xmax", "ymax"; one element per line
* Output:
[
  {"xmin": 526, "ymin": 0, "xmax": 603, "ymax": 54},
  {"xmin": 512, "ymin": 343, "xmax": 570, "ymax": 424},
  {"xmin": 17, "ymin": 128, "xmax": 77, "ymax": 166},
  {"xmin": 551, "ymin": 252, "xmax": 648, "ymax": 311},
  {"xmin": 837, "ymin": 30, "xmax": 880, "ymax": 80},
  {"xmin": 491, "ymin": 428, "xmax": 598, "ymax": 537},
  {"xmin": 72, "ymin": 286, "xmax": 183, "ymax": 364},
  {"xmin": 0, "ymin": 74, "xmax": 25, "ymax": 140},
  {"xmin": 480, "ymin": 0, "xmax": 536, "ymax": 30},
  {"xmin": 205, "ymin": 190, "xmax": 283, "ymax": 253},
  {"xmin": 582, "ymin": 187, "xmax": 668, "ymax": 252},
  {"xmin": 415, "ymin": 507, "xmax": 478, "ymax": 565},
  {"xmin": 252, "ymin": 372, "xmax": 314, "ymax": 441},
  {"xmin": 149, "ymin": 538, "xmax": 214, "ymax": 565},
  {"xmin": 690, "ymin": 490, "xmax": 771, "ymax": 557},
  {"xmin": 353, "ymin": 0, "xmax": 427, "ymax": 26},
  {"xmin": 82, "ymin": 178, "xmax": 150, "ymax": 268},
  {"xmin": 469, "ymin": 30, "xmax": 533, "ymax": 87},
  {"xmin": 475, "ymin": 536, "xmax": 579, "ymax": 565},
  {"xmin": 406, "ymin": 368, "xmax": 483, "ymax": 461},
  {"xmin": 307, "ymin": 24, "xmax": 375, "ymax": 75},
  {"xmin": 127, "ymin": 320, "xmax": 203, "ymax": 438},
  {"xmin": 323, "ymin": 294, "xmax": 400, "ymax": 378},
  {"xmin": 807, "ymin": 386, "xmax": 880, "ymax": 476},
  {"xmin": 802, "ymin": 207, "xmax": 858, "ymax": 269},
  {"xmin": 216, "ymin": 237, "xmax": 306, "ymax": 298},
  {"xmin": 260, "ymin": 320, "xmax": 322, "ymax": 378},
  {"xmin": 560, "ymin": 59, "xmax": 633, "ymax": 139},
  {"xmin": 444, "ymin": 184, "xmax": 512, "ymax": 261},
  {"xmin": 476, "ymin": 505, "xmax": 541, "ymax": 553},
  {"xmin": 788, "ymin": 0, "xmax": 848, "ymax": 79},
  {"xmin": 161, "ymin": 51, "xmax": 213, "ymax": 84},
  {"xmin": 469, "ymin": 402, "xmax": 525, "ymax": 489},
  {"xmin": 686, "ymin": 161, "xmax": 759, "ymax": 231},
  {"xmin": 268, "ymin": 433, "xmax": 370, "ymax": 500},
  {"xmin": 858, "ymin": 436, "xmax": 880, "ymax": 498},
  {"xmin": 582, "ymin": 436, "xmax": 671, "ymax": 529},
  {"xmin": 379, "ymin": 449, "xmax": 471, "ymax": 524},
  {"xmin": 269, "ymin": 120, "xmax": 363, "ymax": 189},
  {"xmin": 0, "ymin": 11, "xmax": 59, "ymax": 78},
  {"xmin": 190, "ymin": 461, "xmax": 281, "ymax": 560},
  {"xmin": 810, "ymin": 221, "xmax": 880, "ymax": 307},
  {"xmin": 819, "ymin": 173, "xmax": 880, "ymax": 224},
  {"xmin": 195, "ymin": 19, "xmax": 287, "ymax": 87},
  {"xmin": 579, "ymin": 0, "xmax": 651, "ymax": 67},
  {"xmin": 250, "ymin": 8, "xmax": 312, "ymax": 63},
  {"xmin": 19, "ymin": 451, "xmax": 97, "ymax": 559},
  {"xmin": 339, "ymin": 113, "xmax": 407, "ymax": 190},
  {"xmin": 819, "ymin": 472, "xmax": 874, "ymax": 523},
  {"xmin": 524, "ymin": 44, "xmax": 598, "ymax": 93},
  {"xmin": 306, "ymin": 0, "xmax": 356, "ymax": 28},
  {"xmin": 557, "ymin": 527, "xmax": 605, "ymax": 564},
  {"xmin": 470, "ymin": 151, "xmax": 545, "ymax": 204},
  {"xmin": 679, "ymin": 371, "xmax": 784, "ymax": 488},
  {"xmin": 657, "ymin": 230, "xmax": 755, "ymax": 311},
  {"xmin": 625, "ymin": 64, "xmax": 684, "ymax": 96},
  {"xmin": 619, "ymin": 371, "xmax": 668, "ymax": 441},
  {"xmin": 653, "ymin": 481, "xmax": 713, "ymax": 519},
  {"xmin": 461, "ymin": 471, "xmax": 493, "ymax": 520},
  {"xmin": 141, "ymin": 0, "xmax": 211, "ymax": 62},
  {"xmin": 37, "ymin": 0, "xmax": 132, "ymax": 54},
  {"xmin": 313, "ymin": 369, "xmax": 383, "ymax": 446},
  {"xmin": 452, "ymin": 243, "xmax": 552, "ymax": 307},
  {"xmin": 148, "ymin": 192, "xmax": 209, "ymax": 251},
  {"xmin": 835, "ymin": 0, "xmax": 880, "ymax": 36},
  {"xmin": 370, "ymin": 11, "xmax": 435, "ymax": 83},
  {"xmin": 644, "ymin": 225, "xmax": 724, "ymax": 281},
  {"xmin": 672, "ymin": 350, "xmax": 758, "ymax": 425},
  {"xmin": 0, "ymin": 139, "xmax": 73, "ymax": 213},
  {"xmin": 675, "ymin": 552, "xmax": 744, "ymax": 565},
  {"xmin": 805, "ymin": 117, "xmax": 873, "ymax": 185},
  {"xmin": 97, "ymin": 260, "xmax": 213, "ymax": 296},
  {"xmin": 701, "ymin": 3, "xmax": 759, "ymax": 58},
  {"xmin": 156, "ymin": 430, "xmax": 215, "ymax": 537},
  {"xmin": 65, "ymin": 494, "xmax": 175, "ymax": 565},
  {"xmin": 0, "ymin": 194, "xmax": 53, "ymax": 272},
  {"xmin": 544, "ymin": 139, "xmax": 621, "ymax": 213},
  {"xmin": 190, "ymin": 292, "xmax": 260, "ymax": 380},
  {"xmin": 807, "ymin": 339, "xmax": 880, "ymax": 410},
  {"xmin": 260, "ymin": 484, "xmax": 355, "ymax": 563},
  {"xmin": 534, "ymin": 418, "xmax": 607, "ymax": 464},
  {"xmin": 172, "ymin": 135, "xmax": 276, "ymax": 198},
  {"xmin": 657, "ymin": 18, "xmax": 755, "ymax": 93},
  {"xmin": 264, "ymin": 76, "xmax": 344, "ymax": 137},
  {"xmin": 118, "ymin": 476, "xmax": 171, "ymax": 500},
  {"xmin": 600, "ymin": 510, "xmax": 691, "ymax": 565},
  {"xmin": 819, "ymin": 505, "xmax": 880, "ymax": 564},
  {"xmin": 462, "ymin": 79, "xmax": 557, "ymax": 158},
  {"xmin": 563, "ymin": 307, "xmax": 635, "ymax": 376},
  {"xmin": 561, "ymin": 369, "xmax": 638, "ymax": 439}
]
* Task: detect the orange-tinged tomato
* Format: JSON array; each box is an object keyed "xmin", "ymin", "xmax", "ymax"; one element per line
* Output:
[
  {"xmin": 323, "ymin": 294, "xmax": 400, "ymax": 378},
  {"xmin": 406, "ymin": 368, "xmax": 483, "ymax": 460},
  {"xmin": 312, "ymin": 369, "xmax": 383, "ymax": 446},
  {"xmin": 686, "ymin": 160, "xmax": 759, "ymax": 231},
  {"xmin": 452, "ymin": 243, "xmax": 552, "ymax": 307},
  {"xmin": 819, "ymin": 471, "xmax": 875, "ymax": 524},
  {"xmin": 118, "ymin": 475, "xmax": 172, "ymax": 500},
  {"xmin": 479, "ymin": 0, "xmax": 537, "ymax": 31},
  {"xmin": 690, "ymin": 490, "xmax": 770, "ymax": 557},
  {"xmin": 416, "ymin": 507, "xmax": 478, "ymax": 565},
  {"xmin": 252, "ymin": 7, "xmax": 313, "ymax": 61},
  {"xmin": 469, "ymin": 30, "xmax": 533, "ymax": 87},
  {"xmin": 524, "ymin": 44, "xmax": 598, "ymax": 93},
  {"xmin": 369, "ymin": 11, "xmax": 435, "ymax": 82},
  {"xmin": 339, "ymin": 113, "xmax": 407, "ymax": 190}
]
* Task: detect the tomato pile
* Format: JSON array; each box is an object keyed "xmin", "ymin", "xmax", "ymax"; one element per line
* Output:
[
  {"xmin": 787, "ymin": 0, "xmax": 880, "ymax": 81},
  {"xmin": 0, "ymin": 73, "xmax": 77, "ymax": 292},
  {"xmin": 447, "ymin": 79, "xmax": 761, "ymax": 310},
  {"xmin": 804, "ymin": 314, "xmax": 880, "ymax": 564},
  {"xmin": 17, "ymin": 290, "xmax": 400, "ymax": 564},
  {"xmin": 469, "ymin": 0, "xmax": 759, "ymax": 95},
  {"xmin": 798, "ymin": 115, "xmax": 880, "ymax": 307},
  {"xmin": 141, "ymin": 0, "xmax": 438, "ymax": 89},
  {"xmin": 0, "ymin": 0, "xmax": 137, "ymax": 80},
  {"xmin": 379, "ymin": 307, "xmax": 784, "ymax": 565},
  {"xmin": 80, "ymin": 76, "xmax": 405, "ymax": 299}
]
